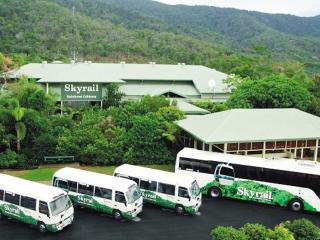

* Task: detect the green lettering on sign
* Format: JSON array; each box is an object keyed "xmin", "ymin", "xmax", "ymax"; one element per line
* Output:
[{"xmin": 61, "ymin": 83, "xmax": 102, "ymax": 101}]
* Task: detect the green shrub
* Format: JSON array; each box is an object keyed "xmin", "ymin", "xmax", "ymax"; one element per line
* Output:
[
  {"xmin": 241, "ymin": 223, "xmax": 271, "ymax": 240},
  {"xmin": 211, "ymin": 226, "xmax": 248, "ymax": 240},
  {"xmin": 0, "ymin": 149, "xmax": 19, "ymax": 168},
  {"xmin": 269, "ymin": 225, "xmax": 294, "ymax": 240},
  {"xmin": 283, "ymin": 218, "xmax": 320, "ymax": 240}
]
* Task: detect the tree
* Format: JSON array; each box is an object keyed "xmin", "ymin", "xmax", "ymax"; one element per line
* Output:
[
  {"xmin": 227, "ymin": 75, "xmax": 314, "ymax": 111},
  {"xmin": 0, "ymin": 53, "xmax": 16, "ymax": 88},
  {"xmin": 270, "ymin": 225, "xmax": 294, "ymax": 240},
  {"xmin": 211, "ymin": 226, "xmax": 248, "ymax": 240},
  {"xmin": 282, "ymin": 219, "xmax": 320, "ymax": 240},
  {"xmin": 241, "ymin": 223, "xmax": 271, "ymax": 240},
  {"xmin": 103, "ymin": 83, "xmax": 125, "ymax": 108},
  {"xmin": 124, "ymin": 115, "xmax": 174, "ymax": 165},
  {"xmin": 0, "ymin": 99, "xmax": 27, "ymax": 152}
]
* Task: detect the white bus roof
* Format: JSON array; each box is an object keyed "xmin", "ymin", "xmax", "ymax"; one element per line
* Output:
[
  {"xmin": 178, "ymin": 148, "xmax": 320, "ymax": 176},
  {"xmin": 0, "ymin": 174, "xmax": 66, "ymax": 203},
  {"xmin": 54, "ymin": 167, "xmax": 136, "ymax": 192},
  {"xmin": 114, "ymin": 164, "xmax": 197, "ymax": 187}
]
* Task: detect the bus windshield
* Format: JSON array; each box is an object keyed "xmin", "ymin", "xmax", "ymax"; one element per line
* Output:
[
  {"xmin": 126, "ymin": 184, "xmax": 141, "ymax": 204},
  {"xmin": 190, "ymin": 181, "xmax": 200, "ymax": 198},
  {"xmin": 49, "ymin": 195, "xmax": 72, "ymax": 216}
]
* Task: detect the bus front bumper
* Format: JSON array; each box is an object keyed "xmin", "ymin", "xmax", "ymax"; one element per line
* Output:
[{"xmin": 54, "ymin": 214, "xmax": 74, "ymax": 231}]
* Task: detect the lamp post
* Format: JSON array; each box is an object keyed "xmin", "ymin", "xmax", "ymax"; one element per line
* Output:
[{"xmin": 208, "ymin": 80, "xmax": 216, "ymax": 101}]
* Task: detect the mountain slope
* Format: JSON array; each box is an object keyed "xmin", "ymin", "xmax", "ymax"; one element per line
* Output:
[
  {"xmin": 52, "ymin": 0, "xmax": 320, "ymax": 61},
  {"xmin": 0, "ymin": 0, "xmax": 227, "ymax": 64}
]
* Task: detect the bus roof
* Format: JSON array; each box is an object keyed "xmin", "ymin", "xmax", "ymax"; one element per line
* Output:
[
  {"xmin": 53, "ymin": 167, "xmax": 136, "ymax": 192},
  {"xmin": 0, "ymin": 174, "xmax": 66, "ymax": 203},
  {"xmin": 178, "ymin": 148, "xmax": 320, "ymax": 176},
  {"xmin": 114, "ymin": 164, "xmax": 197, "ymax": 187}
]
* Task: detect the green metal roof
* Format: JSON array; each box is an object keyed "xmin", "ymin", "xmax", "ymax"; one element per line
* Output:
[
  {"xmin": 119, "ymin": 80, "xmax": 200, "ymax": 97},
  {"xmin": 177, "ymin": 108, "xmax": 320, "ymax": 143},
  {"xmin": 13, "ymin": 62, "xmax": 229, "ymax": 94},
  {"xmin": 177, "ymin": 101, "xmax": 210, "ymax": 115}
]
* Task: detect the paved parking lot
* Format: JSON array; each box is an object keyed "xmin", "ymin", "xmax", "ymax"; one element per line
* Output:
[{"xmin": 1, "ymin": 197, "xmax": 319, "ymax": 240}]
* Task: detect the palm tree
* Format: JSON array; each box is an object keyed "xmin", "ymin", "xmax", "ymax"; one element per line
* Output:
[{"xmin": 1, "ymin": 98, "xmax": 27, "ymax": 152}]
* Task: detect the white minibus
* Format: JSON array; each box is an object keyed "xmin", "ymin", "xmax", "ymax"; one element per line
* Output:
[
  {"xmin": 53, "ymin": 167, "xmax": 143, "ymax": 220},
  {"xmin": 114, "ymin": 164, "xmax": 201, "ymax": 214},
  {"xmin": 0, "ymin": 174, "xmax": 73, "ymax": 232}
]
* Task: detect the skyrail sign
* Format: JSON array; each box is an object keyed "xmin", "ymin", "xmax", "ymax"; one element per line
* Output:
[{"xmin": 61, "ymin": 83, "xmax": 102, "ymax": 101}]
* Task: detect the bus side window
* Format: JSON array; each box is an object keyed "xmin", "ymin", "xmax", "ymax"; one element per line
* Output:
[
  {"xmin": 178, "ymin": 187, "xmax": 189, "ymax": 199},
  {"xmin": 0, "ymin": 189, "xmax": 3, "ymax": 201},
  {"xmin": 55, "ymin": 179, "xmax": 68, "ymax": 190},
  {"xmin": 129, "ymin": 177, "xmax": 140, "ymax": 185},
  {"xmin": 39, "ymin": 201, "xmax": 50, "ymax": 217},
  {"xmin": 78, "ymin": 183, "xmax": 94, "ymax": 196},
  {"xmin": 140, "ymin": 180, "xmax": 157, "ymax": 191},
  {"xmin": 95, "ymin": 187, "xmax": 112, "ymax": 200},
  {"xmin": 21, "ymin": 196, "xmax": 36, "ymax": 211},
  {"xmin": 158, "ymin": 183, "xmax": 175, "ymax": 196},
  {"xmin": 115, "ymin": 191, "xmax": 126, "ymax": 204},
  {"xmin": 4, "ymin": 192, "xmax": 20, "ymax": 205},
  {"xmin": 68, "ymin": 181, "xmax": 78, "ymax": 192},
  {"xmin": 219, "ymin": 166, "xmax": 235, "ymax": 178}
]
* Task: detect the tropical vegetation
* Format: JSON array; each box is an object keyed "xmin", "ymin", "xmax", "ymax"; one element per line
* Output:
[{"xmin": 211, "ymin": 218, "xmax": 320, "ymax": 240}]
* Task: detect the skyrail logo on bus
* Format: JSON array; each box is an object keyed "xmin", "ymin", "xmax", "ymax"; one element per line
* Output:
[
  {"xmin": 237, "ymin": 187, "xmax": 273, "ymax": 201},
  {"xmin": 4, "ymin": 205, "xmax": 20, "ymax": 215},
  {"xmin": 61, "ymin": 83, "xmax": 102, "ymax": 101}
]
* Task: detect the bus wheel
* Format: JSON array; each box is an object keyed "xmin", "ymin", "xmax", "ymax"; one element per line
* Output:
[
  {"xmin": 209, "ymin": 187, "xmax": 222, "ymax": 198},
  {"xmin": 112, "ymin": 210, "xmax": 122, "ymax": 220},
  {"xmin": 37, "ymin": 222, "xmax": 47, "ymax": 233},
  {"xmin": 175, "ymin": 205, "xmax": 185, "ymax": 215},
  {"xmin": 288, "ymin": 199, "xmax": 303, "ymax": 212}
]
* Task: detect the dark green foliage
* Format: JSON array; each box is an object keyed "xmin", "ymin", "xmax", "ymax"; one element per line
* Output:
[
  {"xmin": 210, "ymin": 219, "xmax": 320, "ymax": 240},
  {"xmin": 0, "ymin": 150, "xmax": 19, "ymax": 168},
  {"xmin": 227, "ymin": 75, "xmax": 314, "ymax": 111},
  {"xmin": 191, "ymin": 100, "xmax": 228, "ymax": 113},
  {"xmin": 124, "ymin": 115, "xmax": 174, "ymax": 165},
  {"xmin": 103, "ymin": 83, "xmax": 125, "ymax": 108},
  {"xmin": 282, "ymin": 218, "xmax": 320, "ymax": 240},
  {"xmin": 211, "ymin": 226, "xmax": 248, "ymax": 240},
  {"xmin": 241, "ymin": 224, "xmax": 271, "ymax": 240}
]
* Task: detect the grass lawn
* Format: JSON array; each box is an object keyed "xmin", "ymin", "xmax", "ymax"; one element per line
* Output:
[{"xmin": 0, "ymin": 164, "xmax": 175, "ymax": 182}]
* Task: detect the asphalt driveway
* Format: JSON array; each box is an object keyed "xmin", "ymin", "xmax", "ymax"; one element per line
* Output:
[{"xmin": 1, "ymin": 197, "xmax": 319, "ymax": 240}]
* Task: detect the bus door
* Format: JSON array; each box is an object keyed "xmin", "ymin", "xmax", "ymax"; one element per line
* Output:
[
  {"xmin": 214, "ymin": 164, "xmax": 235, "ymax": 186},
  {"xmin": 177, "ymin": 186, "xmax": 191, "ymax": 206},
  {"xmin": 114, "ymin": 191, "xmax": 127, "ymax": 212},
  {"xmin": 38, "ymin": 201, "xmax": 51, "ymax": 224}
]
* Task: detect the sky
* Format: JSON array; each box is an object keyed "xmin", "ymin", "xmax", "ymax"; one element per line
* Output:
[{"xmin": 154, "ymin": 0, "xmax": 320, "ymax": 17}]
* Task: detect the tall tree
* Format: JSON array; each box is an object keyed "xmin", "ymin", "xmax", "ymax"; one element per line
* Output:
[{"xmin": 226, "ymin": 75, "xmax": 314, "ymax": 111}]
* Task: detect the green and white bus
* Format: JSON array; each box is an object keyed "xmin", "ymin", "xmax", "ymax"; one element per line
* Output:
[
  {"xmin": 176, "ymin": 148, "xmax": 320, "ymax": 212},
  {"xmin": 53, "ymin": 167, "xmax": 143, "ymax": 220},
  {"xmin": 114, "ymin": 164, "xmax": 202, "ymax": 215},
  {"xmin": 0, "ymin": 174, "xmax": 74, "ymax": 233}
]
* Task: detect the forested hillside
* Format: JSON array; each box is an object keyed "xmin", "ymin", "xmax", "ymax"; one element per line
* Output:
[{"xmin": 1, "ymin": 0, "xmax": 320, "ymax": 76}]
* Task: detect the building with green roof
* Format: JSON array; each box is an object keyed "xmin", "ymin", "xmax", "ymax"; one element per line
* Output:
[
  {"xmin": 12, "ymin": 62, "xmax": 230, "ymax": 106},
  {"xmin": 177, "ymin": 108, "xmax": 320, "ymax": 161}
]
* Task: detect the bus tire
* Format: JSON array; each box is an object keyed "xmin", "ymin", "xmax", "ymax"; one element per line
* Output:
[
  {"xmin": 37, "ymin": 222, "xmax": 47, "ymax": 233},
  {"xmin": 288, "ymin": 199, "xmax": 303, "ymax": 212},
  {"xmin": 112, "ymin": 210, "xmax": 122, "ymax": 220},
  {"xmin": 175, "ymin": 204, "xmax": 185, "ymax": 215},
  {"xmin": 209, "ymin": 187, "xmax": 222, "ymax": 198}
]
